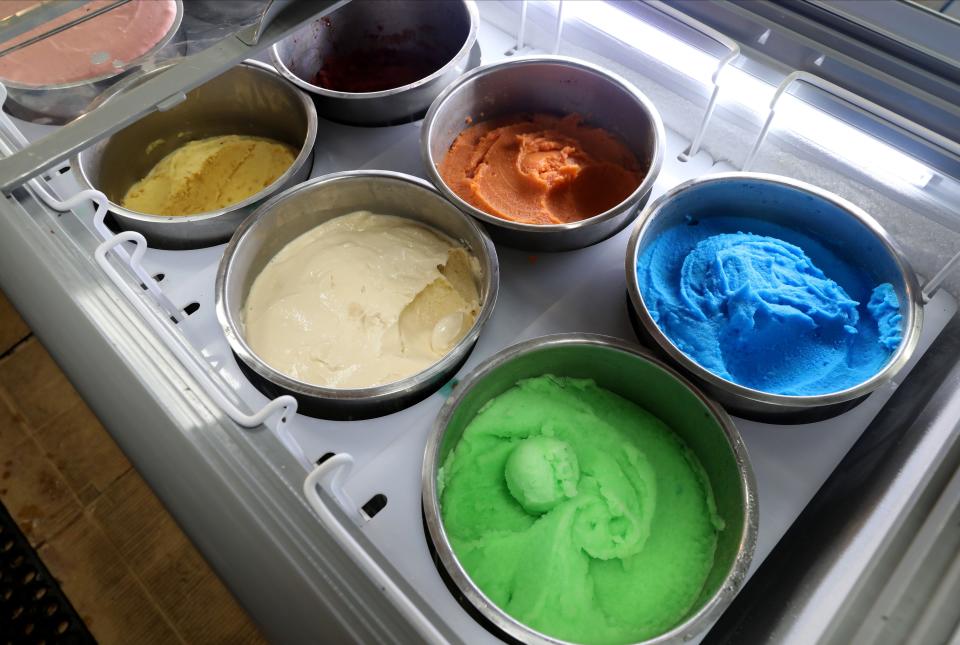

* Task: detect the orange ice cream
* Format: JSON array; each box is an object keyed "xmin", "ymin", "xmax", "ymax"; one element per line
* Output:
[{"xmin": 439, "ymin": 113, "xmax": 645, "ymax": 225}]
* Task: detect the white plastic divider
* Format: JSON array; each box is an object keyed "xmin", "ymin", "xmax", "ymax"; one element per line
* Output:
[
  {"xmin": 92, "ymin": 232, "xmax": 306, "ymax": 466},
  {"xmin": 302, "ymin": 454, "xmax": 449, "ymax": 644},
  {"xmin": 92, "ymin": 232, "xmax": 291, "ymax": 414},
  {"xmin": 0, "ymin": 85, "xmax": 180, "ymax": 317}
]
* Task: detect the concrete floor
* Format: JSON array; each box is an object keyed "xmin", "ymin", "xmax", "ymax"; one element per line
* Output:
[{"xmin": 0, "ymin": 289, "xmax": 265, "ymax": 644}]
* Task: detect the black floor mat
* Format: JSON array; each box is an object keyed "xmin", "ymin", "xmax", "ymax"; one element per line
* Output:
[{"xmin": 0, "ymin": 500, "xmax": 95, "ymax": 644}]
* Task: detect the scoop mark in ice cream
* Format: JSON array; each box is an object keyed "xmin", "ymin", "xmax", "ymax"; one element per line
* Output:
[
  {"xmin": 504, "ymin": 436, "xmax": 581, "ymax": 514},
  {"xmin": 439, "ymin": 113, "xmax": 645, "ymax": 225},
  {"xmin": 0, "ymin": 0, "xmax": 178, "ymax": 86},
  {"xmin": 243, "ymin": 211, "xmax": 482, "ymax": 389},
  {"xmin": 439, "ymin": 376, "xmax": 722, "ymax": 644},
  {"xmin": 867, "ymin": 283, "xmax": 903, "ymax": 351},
  {"xmin": 637, "ymin": 218, "xmax": 903, "ymax": 395},
  {"xmin": 121, "ymin": 135, "xmax": 297, "ymax": 217}
]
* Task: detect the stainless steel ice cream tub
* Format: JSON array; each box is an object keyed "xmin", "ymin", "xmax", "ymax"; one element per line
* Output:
[
  {"xmin": 271, "ymin": 0, "xmax": 479, "ymax": 126},
  {"xmin": 625, "ymin": 172, "xmax": 925, "ymax": 423},
  {"xmin": 421, "ymin": 56, "xmax": 665, "ymax": 252},
  {"xmin": 2, "ymin": 0, "xmax": 184, "ymax": 125},
  {"xmin": 423, "ymin": 333, "xmax": 757, "ymax": 644},
  {"xmin": 215, "ymin": 170, "xmax": 499, "ymax": 420},
  {"xmin": 73, "ymin": 60, "xmax": 317, "ymax": 250}
]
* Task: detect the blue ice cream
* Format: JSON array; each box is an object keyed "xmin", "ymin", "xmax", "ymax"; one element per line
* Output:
[
  {"xmin": 867, "ymin": 283, "xmax": 903, "ymax": 351},
  {"xmin": 637, "ymin": 217, "xmax": 902, "ymax": 396}
]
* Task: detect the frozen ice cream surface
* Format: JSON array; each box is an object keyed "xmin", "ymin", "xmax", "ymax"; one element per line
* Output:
[
  {"xmin": 122, "ymin": 135, "xmax": 297, "ymax": 216},
  {"xmin": 439, "ymin": 376, "xmax": 723, "ymax": 645},
  {"xmin": 637, "ymin": 217, "xmax": 902, "ymax": 395},
  {"xmin": 868, "ymin": 283, "xmax": 903, "ymax": 351},
  {"xmin": 439, "ymin": 113, "xmax": 644, "ymax": 225},
  {"xmin": 243, "ymin": 211, "xmax": 481, "ymax": 389}
]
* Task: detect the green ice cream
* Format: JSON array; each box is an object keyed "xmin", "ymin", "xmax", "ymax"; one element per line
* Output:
[{"xmin": 439, "ymin": 376, "xmax": 724, "ymax": 645}]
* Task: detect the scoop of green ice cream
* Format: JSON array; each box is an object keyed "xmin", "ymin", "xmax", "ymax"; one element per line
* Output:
[{"xmin": 504, "ymin": 436, "xmax": 580, "ymax": 514}]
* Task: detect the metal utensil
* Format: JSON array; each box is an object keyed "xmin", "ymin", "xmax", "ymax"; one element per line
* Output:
[
  {"xmin": 73, "ymin": 60, "xmax": 317, "ymax": 249},
  {"xmin": 625, "ymin": 172, "xmax": 925, "ymax": 423},
  {"xmin": 421, "ymin": 56, "xmax": 665, "ymax": 252},
  {"xmin": 215, "ymin": 170, "xmax": 500, "ymax": 420},
  {"xmin": 422, "ymin": 333, "xmax": 757, "ymax": 644},
  {"xmin": 270, "ymin": 0, "xmax": 479, "ymax": 126}
]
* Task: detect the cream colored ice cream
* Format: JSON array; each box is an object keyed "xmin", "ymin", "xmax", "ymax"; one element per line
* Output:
[
  {"xmin": 122, "ymin": 135, "xmax": 297, "ymax": 216},
  {"xmin": 243, "ymin": 211, "xmax": 482, "ymax": 388}
]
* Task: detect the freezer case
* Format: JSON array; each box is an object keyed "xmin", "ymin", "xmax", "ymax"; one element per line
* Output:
[{"xmin": 1, "ymin": 1, "xmax": 959, "ymax": 643}]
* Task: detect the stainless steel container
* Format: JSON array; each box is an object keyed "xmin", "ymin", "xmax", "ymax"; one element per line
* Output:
[
  {"xmin": 73, "ymin": 60, "xmax": 317, "ymax": 250},
  {"xmin": 2, "ymin": 0, "xmax": 184, "ymax": 125},
  {"xmin": 270, "ymin": 0, "xmax": 479, "ymax": 126},
  {"xmin": 215, "ymin": 170, "xmax": 500, "ymax": 420},
  {"xmin": 422, "ymin": 333, "xmax": 757, "ymax": 644},
  {"xmin": 625, "ymin": 172, "xmax": 924, "ymax": 423},
  {"xmin": 421, "ymin": 56, "xmax": 665, "ymax": 252}
]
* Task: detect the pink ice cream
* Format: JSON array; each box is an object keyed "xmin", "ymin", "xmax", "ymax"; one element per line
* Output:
[{"xmin": 0, "ymin": 0, "xmax": 178, "ymax": 87}]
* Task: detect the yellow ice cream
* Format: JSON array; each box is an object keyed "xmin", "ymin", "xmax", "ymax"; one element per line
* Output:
[
  {"xmin": 122, "ymin": 135, "xmax": 297, "ymax": 216},
  {"xmin": 243, "ymin": 211, "xmax": 482, "ymax": 389}
]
